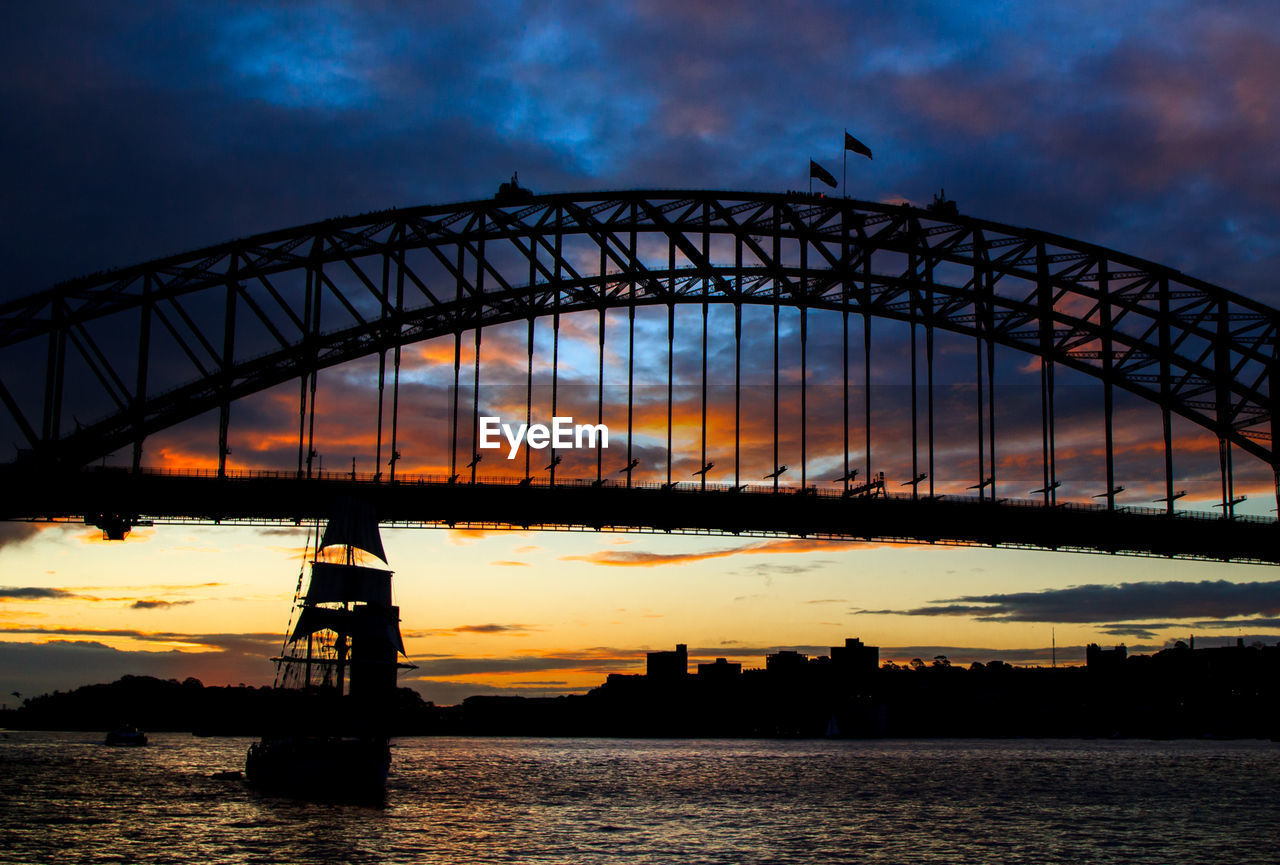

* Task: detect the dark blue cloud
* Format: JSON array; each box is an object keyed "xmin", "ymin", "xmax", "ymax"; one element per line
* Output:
[
  {"xmin": 4, "ymin": 0, "xmax": 1278, "ymax": 298},
  {"xmin": 0, "ymin": 585, "xmax": 71, "ymax": 599},
  {"xmin": 869, "ymin": 579, "xmax": 1280, "ymax": 623}
]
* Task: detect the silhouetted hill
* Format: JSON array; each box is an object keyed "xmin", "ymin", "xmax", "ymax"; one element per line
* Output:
[{"xmin": 1, "ymin": 675, "xmax": 441, "ymax": 736}]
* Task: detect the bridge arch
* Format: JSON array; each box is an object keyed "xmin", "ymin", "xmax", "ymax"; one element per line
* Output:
[{"xmin": 1, "ymin": 190, "xmax": 1276, "ymax": 513}]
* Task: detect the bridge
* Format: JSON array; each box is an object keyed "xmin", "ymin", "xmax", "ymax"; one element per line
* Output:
[{"xmin": 0, "ymin": 190, "xmax": 1277, "ymax": 562}]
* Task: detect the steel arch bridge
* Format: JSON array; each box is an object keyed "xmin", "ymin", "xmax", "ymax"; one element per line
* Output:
[{"xmin": 1, "ymin": 190, "xmax": 1277, "ymax": 561}]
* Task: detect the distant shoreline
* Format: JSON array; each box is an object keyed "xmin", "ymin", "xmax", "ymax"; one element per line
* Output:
[
  {"xmin": 5, "ymin": 642, "xmax": 1279, "ymax": 741},
  {"xmin": 4, "ymin": 727, "xmax": 1278, "ymax": 744}
]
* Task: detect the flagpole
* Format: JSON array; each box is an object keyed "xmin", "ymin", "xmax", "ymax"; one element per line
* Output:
[{"xmin": 843, "ymin": 128, "xmax": 847, "ymax": 198}]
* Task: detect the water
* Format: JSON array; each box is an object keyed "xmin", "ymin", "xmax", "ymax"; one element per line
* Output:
[{"xmin": 2, "ymin": 733, "xmax": 1277, "ymax": 863}]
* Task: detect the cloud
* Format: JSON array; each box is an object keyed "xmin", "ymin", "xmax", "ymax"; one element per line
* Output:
[
  {"xmin": 0, "ymin": 524, "xmax": 43, "ymax": 550},
  {"xmin": 407, "ymin": 654, "xmax": 624, "ymax": 677},
  {"xmin": 412, "ymin": 678, "xmax": 589, "ymax": 705},
  {"xmin": 0, "ymin": 626, "xmax": 279, "ymax": 653},
  {"xmin": 1099, "ymin": 617, "xmax": 1280, "ymax": 639},
  {"xmin": 867, "ymin": 580, "xmax": 1280, "ymax": 623},
  {"xmin": 561, "ymin": 537, "xmax": 853, "ymax": 567},
  {"xmin": 254, "ymin": 527, "xmax": 307, "ymax": 537},
  {"xmin": 1186, "ymin": 616, "xmax": 1280, "ymax": 630},
  {"xmin": 734, "ymin": 560, "xmax": 834, "ymax": 576},
  {"xmin": 562, "ymin": 546, "xmax": 738, "ymax": 567},
  {"xmin": 0, "ymin": 585, "xmax": 218, "ymax": 606},
  {"xmin": 0, "ymin": 586, "xmax": 77, "ymax": 600},
  {"xmin": 407, "ymin": 623, "xmax": 541, "ymax": 637},
  {"xmin": 0, "ymin": 633, "xmax": 283, "ymax": 697},
  {"xmin": 450, "ymin": 623, "xmax": 539, "ymax": 635},
  {"xmin": 447, "ymin": 528, "xmax": 531, "ymax": 544},
  {"xmin": 1096, "ymin": 625, "xmax": 1169, "ymax": 640}
]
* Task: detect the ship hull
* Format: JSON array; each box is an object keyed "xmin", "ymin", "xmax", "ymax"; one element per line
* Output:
[{"xmin": 245, "ymin": 735, "xmax": 391, "ymax": 800}]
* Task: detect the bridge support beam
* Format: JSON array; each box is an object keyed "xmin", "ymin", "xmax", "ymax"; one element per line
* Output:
[
  {"xmin": 217, "ymin": 257, "xmax": 238, "ymax": 479},
  {"xmin": 9, "ymin": 468, "xmax": 1280, "ymax": 565}
]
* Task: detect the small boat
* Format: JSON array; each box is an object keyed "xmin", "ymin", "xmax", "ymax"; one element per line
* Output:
[
  {"xmin": 245, "ymin": 498, "xmax": 413, "ymax": 798},
  {"xmin": 104, "ymin": 724, "xmax": 148, "ymax": 746}
]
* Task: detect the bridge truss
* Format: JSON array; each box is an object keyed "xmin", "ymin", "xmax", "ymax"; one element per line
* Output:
[{"xmin": 1, "ymin": 190, "xmax": 1277, "ymax": 556}]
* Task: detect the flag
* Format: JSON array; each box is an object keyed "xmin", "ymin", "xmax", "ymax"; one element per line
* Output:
[
  {"xmin": 844, "ymin": 132, "xmax": 873, "ymax": 160},
  {"xmin": 809, "ymin": 159, "xmax": 837, "ymax": 189}
]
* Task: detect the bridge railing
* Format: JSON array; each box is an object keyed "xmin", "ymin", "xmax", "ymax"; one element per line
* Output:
[{"xmin": 72, "ymin": 465, "xmax": 1276, "ymax": 524}]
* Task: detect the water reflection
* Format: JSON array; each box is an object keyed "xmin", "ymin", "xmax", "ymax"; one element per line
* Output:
[{"xmin": 1, "ymin": 733, "xmax": 1277, "ymax": 864}]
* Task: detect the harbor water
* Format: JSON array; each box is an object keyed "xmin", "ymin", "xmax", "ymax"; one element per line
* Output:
[{"xmin": 2, "ymin": 733, "xmax": 1277, "ymax": 863}]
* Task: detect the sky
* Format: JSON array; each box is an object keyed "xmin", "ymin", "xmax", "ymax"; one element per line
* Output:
[{"xmin": 3, "ymin": 0, "xmax": 1280, "ymax": 705}]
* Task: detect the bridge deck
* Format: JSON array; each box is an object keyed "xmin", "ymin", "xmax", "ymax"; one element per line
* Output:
[{"xmin": 3, "ymin": 468, "xmax": 1276, "ymax": 564}]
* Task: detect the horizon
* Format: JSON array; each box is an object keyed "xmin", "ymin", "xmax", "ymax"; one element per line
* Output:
[{"xmin": 6, "ymin": 625, "xmax": 1269, "ymax": 712}]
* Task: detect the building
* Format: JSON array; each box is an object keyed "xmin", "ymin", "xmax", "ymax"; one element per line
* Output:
[
  {"xmin": 830, "ymin": 637, "xmax": 879, "ymax": 676},
  {"xmin": 1086, "ymin": 643, "xmax": 1127, "ymax": 670},
  {"xmin": 646, "ymin": 644, "xmax": 688, "ymax": 681},
  {"xmin": 696, "ymin": 657, "xmax": 742, "ymax": 685},
  {"xmin": 765, "ymin": 650, "xmax": 809, "ymax": 676}
]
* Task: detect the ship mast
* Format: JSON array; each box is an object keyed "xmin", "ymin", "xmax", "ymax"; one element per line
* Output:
[{"xmin": 273, "ymin": 497, "xmax": 411, "ymax": 704}]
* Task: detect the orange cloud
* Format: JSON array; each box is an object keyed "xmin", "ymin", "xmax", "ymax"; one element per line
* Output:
[
  {"xmin": 446, "ymin": 528, "xmax": 532, "ymax": 543},
  {"xmin": 120, "ymin": 313, "xmax": 1275, "ymax": 519},
  {"xmin": 561, "ymin": 536, "xmax": 885, "ymax": 567}
]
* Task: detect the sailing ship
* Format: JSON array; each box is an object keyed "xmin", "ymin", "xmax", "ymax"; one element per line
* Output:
[{"xmin": 245, "ymin": 498, "xmax": 413, "ymax": 798}]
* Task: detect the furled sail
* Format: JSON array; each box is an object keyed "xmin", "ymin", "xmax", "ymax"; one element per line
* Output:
[{"xmin": 318, "ymin": 497, "xmax": 387, "ymax": 563}]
